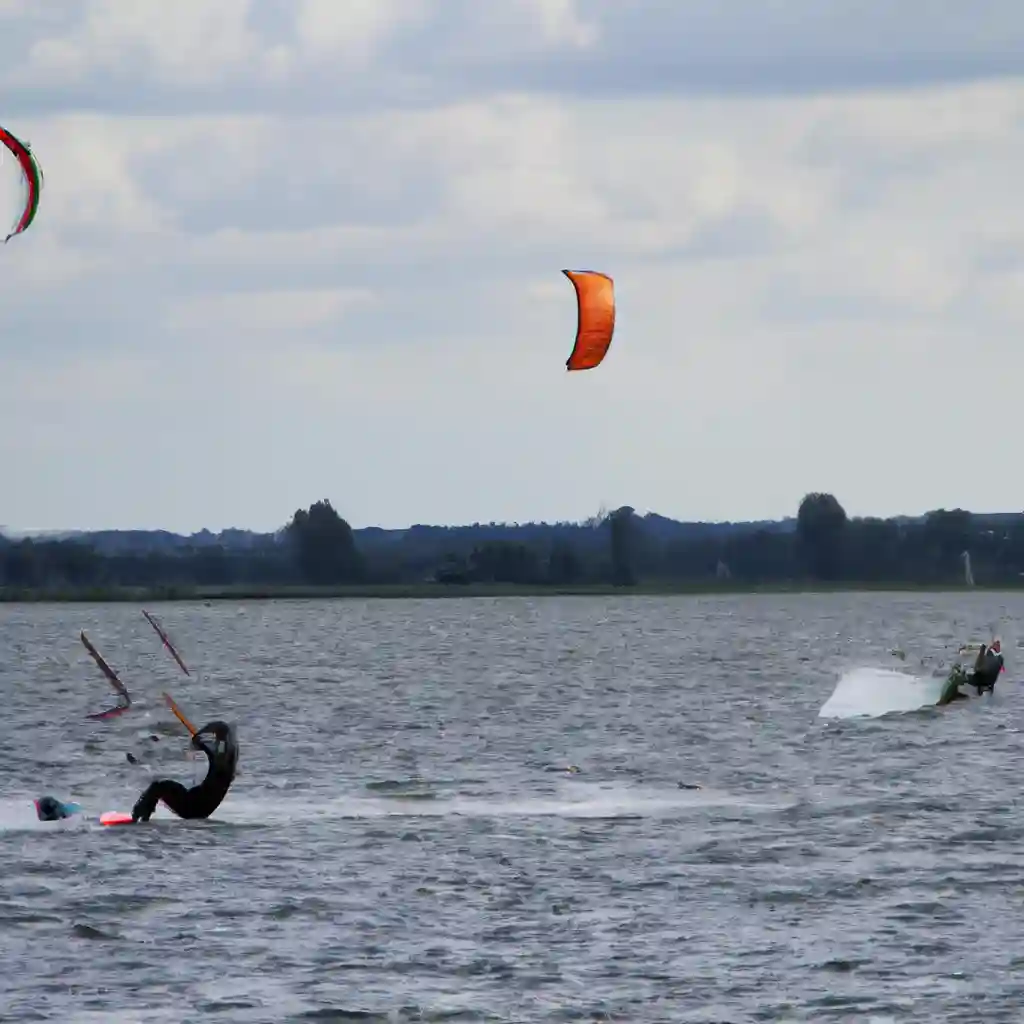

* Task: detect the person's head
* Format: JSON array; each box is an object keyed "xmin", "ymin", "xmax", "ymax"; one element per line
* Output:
[
  {"xmin": 199, "ymin": 720, "xmax": 232, "ymax": 740},
  {"xmin": 35, "ymin": 796, "xmax": 67, "ymax": 821}
]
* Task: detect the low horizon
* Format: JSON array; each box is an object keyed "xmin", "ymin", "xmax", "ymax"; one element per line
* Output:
[{"xmin": 3, "ymin": 496, "xmax": 1020, "ymax": 540}]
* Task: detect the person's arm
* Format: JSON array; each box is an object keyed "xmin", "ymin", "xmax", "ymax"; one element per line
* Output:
[{"xmin": 191, "ymin": 730, "xmax": 215, "ymax": 759}]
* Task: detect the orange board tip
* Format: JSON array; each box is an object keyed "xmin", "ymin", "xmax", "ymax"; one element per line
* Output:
[{"xmin": 100, "ymin": 811, "xmax": 135, "ymax": 827}]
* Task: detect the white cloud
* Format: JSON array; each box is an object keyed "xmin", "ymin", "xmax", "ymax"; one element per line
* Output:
[
  {"xmin": 3, "ymin": 2, "xmax": 1024, "ymax": 531},
  {"xmin": 294, "ymin": 0, "xmax": 426, "ymax": 65},
  {"xmin": 24, "ymin": 1, "xmax": 268, "ymax": 86},
  {"xmin": 523, "ymin": 0, "xmax": 598, "ymax": 49},
  {"xmin": 165, "ymin": 287, "xmax": 376, "ymax": 343}
]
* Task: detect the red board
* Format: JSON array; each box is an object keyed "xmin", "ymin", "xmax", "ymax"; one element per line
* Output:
[{"xmin": 99, "ymin": 811, "xmax": 135, "ymax": 827}]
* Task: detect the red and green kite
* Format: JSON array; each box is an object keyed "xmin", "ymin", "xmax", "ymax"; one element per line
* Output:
[{"xmin": 1, "ymin": 125, "xmax": 43, "ymax": 243}]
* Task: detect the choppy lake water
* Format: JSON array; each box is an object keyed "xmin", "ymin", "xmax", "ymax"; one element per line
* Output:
[{"xmin": 2, "ymin": 592, "xmax": 1024, "ymax": 1022}]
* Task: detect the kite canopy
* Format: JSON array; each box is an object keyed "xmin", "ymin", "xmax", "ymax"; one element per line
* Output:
[
  {"xmin": 80, "ymin": 630, "xmax": 132, "ymax": 720},
  {"xmin": 563, "ymin": 269, "xmax": 615, "ymax": 371},
  {"xmin": 1, "ymin": 126, "xmax": 43, "ymax": 243}
]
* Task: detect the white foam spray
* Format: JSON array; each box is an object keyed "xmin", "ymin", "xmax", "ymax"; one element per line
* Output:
[{"xmin": 818, "ymin": 666, "xmax": 949, "ymax": 719}]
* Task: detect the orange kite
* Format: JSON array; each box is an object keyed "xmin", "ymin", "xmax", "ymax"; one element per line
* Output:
[{"xmin": 563, "ymin": 269, "xmax": 615, "ymax": 372}]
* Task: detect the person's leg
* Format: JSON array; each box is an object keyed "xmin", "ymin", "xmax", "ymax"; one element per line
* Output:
[
  {"xmin": 132, "ymin": 779, "xmax": 191, "ymax": 821},
  {"xmin": 970, "ymin": 670, "xmax": 995, "ymax": 694}
]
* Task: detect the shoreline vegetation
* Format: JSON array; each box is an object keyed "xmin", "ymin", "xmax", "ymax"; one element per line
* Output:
[
  {"xmin": 0, "ymin": 580, "xmax": 1017, "ymax": 604},
  {"xmin": 3, "ymin": 492, "xmax": 1022, "ymax": 603}
]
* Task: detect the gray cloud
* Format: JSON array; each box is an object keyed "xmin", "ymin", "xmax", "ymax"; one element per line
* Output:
[
  {"xmin": 3, "ymin": 0, "xmax": 1024, "ymax": 121},
  {"xmin": 455, "ymin": 1, "xmax": 1024, "ymax": 98}
]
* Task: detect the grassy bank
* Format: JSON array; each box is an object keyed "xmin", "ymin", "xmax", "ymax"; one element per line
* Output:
[{"xmin": 0, "ymin": 580, "xmax": 1005, "ymax": 603}]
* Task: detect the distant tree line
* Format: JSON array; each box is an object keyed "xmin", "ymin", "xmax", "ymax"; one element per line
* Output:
[{"xmin": 1, "ymin": 494, "xmax": 1023, "ymax": 591}]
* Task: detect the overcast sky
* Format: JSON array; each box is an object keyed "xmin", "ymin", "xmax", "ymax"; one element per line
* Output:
[{"xmin": 3, "ymin": 0, "xmax": 1024, "ymax": 534}]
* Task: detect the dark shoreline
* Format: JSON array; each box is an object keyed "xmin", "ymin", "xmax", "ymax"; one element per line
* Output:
[{"xmin": 0, "ymin": 581, "xmax": 1007, "ymax": 603}]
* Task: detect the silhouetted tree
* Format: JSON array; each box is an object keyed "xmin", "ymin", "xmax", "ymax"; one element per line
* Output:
[
  {"xmin": 468, "ymin": 541, "xmax": 542, "ymax": 584},
  {"xmin": 285, "ymin": 500, "xmax": 363, "ymax": 584},
  {"xmin": 796, "ymin": 492, "xmax": 848, "ymax": 580},
  {"xmin": 608, "ymin": 506, "xmax": 636, "ymax": 586},
  {"xmin": 845, "ymin": 517, "xmax": 902, "ymax": 582},
  {"xmin": 3, "ymin": 540, "xmax": 39, "ymax": 586},
  {"xmin": 921, "ymin": 509, "xmax": 973, "ymax": 578},
  {"xmin": 547, "ymin": 539, "xmax": 582, "ymax": 585}
]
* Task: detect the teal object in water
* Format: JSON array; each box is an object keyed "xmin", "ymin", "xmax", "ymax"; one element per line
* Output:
[{"xmin": 34, "ymin": 796, "xmax": 82, "ymax": 821}]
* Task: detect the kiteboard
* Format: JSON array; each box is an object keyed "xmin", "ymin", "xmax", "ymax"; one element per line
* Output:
[
  {"xmin": 99, "ymin": 811, "xmax": 135, "ymax": 827},
  {"xmin": 937, "ymin": 665, "xmax": 992, "ymax": 706},
  {"xmin": 937, "ymin": 667, "xmax": 970, "ymax": 706}
]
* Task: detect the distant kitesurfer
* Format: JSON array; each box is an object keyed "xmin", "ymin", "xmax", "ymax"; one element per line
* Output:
[
  {"xmin": 131, "ymin": 720, "xmax": 238, "ymax": 822},
  {"xmin": 968, "ymin": 640, "xmax": 1004, "ymax": 695}
]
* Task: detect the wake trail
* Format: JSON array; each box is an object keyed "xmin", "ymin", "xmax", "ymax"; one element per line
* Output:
[{"xmin": 212, "ymin": 779, "xmax": 796, "ymax": 827}]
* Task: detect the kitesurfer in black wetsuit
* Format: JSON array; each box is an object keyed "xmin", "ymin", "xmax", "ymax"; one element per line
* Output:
[
  {"xmin": 131, "ymin": 720, "xmax": 238, "ymax": 822},
  {"xmin": 968, "ymin": 641, "xmax": 1004, "ymax": 695}
]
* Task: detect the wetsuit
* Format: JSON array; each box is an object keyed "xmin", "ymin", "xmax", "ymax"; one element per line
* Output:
[
  {"xmin": 131, "ymin": 720, "xmax": 238, "ymax": 822},
  {"xmin": 968, "ymin": 646, "xmax": 1004, "ymax": 694}
]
